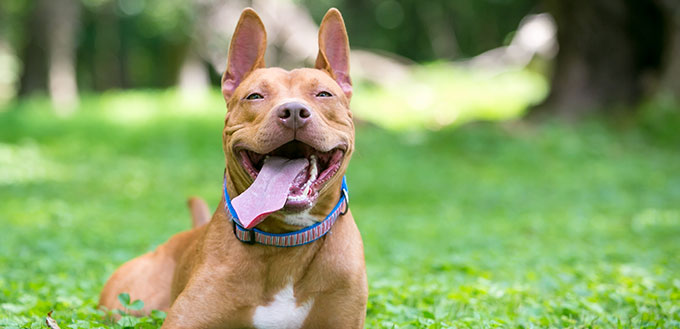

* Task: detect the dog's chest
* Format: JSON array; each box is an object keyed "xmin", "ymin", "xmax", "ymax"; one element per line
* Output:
[{"xmin": 252, "ymin": 282, "xmax": 314, "ymax": 329}]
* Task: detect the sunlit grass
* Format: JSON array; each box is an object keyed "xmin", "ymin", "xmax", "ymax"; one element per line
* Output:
[
  {"xmin": 352, "ymin": 63, "xmax": 548, "ymax": 130},
  {"xmin": 1, "ymin": 90, "xmax": 679, "ymax": 328}
]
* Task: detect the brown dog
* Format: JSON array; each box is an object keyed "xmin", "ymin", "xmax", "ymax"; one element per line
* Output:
[{"xmin": 98, "ymin": 7, "xmax": 367, "ymax": 329}]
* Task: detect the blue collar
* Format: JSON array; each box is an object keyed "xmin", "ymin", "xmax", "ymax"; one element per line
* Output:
[{"xmin": 223, "ymin": 176, "xmax": 349, "ymax": 247}]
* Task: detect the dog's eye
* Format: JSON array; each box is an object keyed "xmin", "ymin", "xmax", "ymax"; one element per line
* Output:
[
  {"xmin": 245, "ymin": 93, "xmax": 264, "ymax": 100},
  {"xmin": 316, "ymin": 91, "xmax": 333, "ymax": 98}
]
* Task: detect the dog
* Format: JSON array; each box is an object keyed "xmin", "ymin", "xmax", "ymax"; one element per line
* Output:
[{"xmin": 98, "ymin": 7, "xmax": 367, "ymax": 329}]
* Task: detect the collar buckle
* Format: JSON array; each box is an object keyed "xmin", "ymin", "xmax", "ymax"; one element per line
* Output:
[
  {"xmin": 246, "ymin": 230, "xmax": 256, "ymax": 244},
  {"xmin": 232, "ymin": 221, "xmax": 256, "ymax": 244},
  {"xmin": 340, "ymin": 188, "xmax": 349, "ymax": 216}
]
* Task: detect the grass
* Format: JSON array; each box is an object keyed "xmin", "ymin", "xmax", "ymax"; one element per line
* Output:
[
  {"xmin": 352, "ymin": 63, "xmax": 548, "ymax": 130},
  {"xmin": 1, "ymin": 90, "xmax": 679, "ymax": 328}
]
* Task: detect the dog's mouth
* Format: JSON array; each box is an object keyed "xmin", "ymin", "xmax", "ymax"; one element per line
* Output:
[{"xmin": 238, "ymin": 141, "xmax": 345, "ymax": 212}]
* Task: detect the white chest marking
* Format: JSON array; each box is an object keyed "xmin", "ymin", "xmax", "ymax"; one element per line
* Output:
[
  {"xmin": 283, "ymin": 209, "xmax": 317, "ymax": 227},
  {"xmin": 252, "ymin": 282, "xmax": 314, "ymax": 329}
]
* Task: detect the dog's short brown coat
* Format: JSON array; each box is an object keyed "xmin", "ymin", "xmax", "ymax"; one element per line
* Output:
[{"xmin": 99, "ymin": 8, "xmax": 367, "ymax": 329}]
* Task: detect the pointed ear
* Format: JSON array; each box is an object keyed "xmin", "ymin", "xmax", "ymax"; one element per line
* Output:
[
  {"xmin": 222, "ymin": 8, "xmax": 267, "ymax": 99},
  {"xmin": 315, "ymin": 8, "xmax": 352, "ymax": 98}
]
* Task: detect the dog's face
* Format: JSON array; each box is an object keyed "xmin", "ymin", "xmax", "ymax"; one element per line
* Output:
[{"xmin": 221, "ymin": 8, "xmax": 354, "ymax": 227}]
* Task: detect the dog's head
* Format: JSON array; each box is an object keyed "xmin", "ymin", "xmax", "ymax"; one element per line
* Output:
[{"xmin": 221, "ymin": 8, "xmax": 354, "ymax": 230}]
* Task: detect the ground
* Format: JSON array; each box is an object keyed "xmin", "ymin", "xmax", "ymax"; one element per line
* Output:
[{"xmin": 0, "ymin": 91, "xmax": 679, "ymax": 328}]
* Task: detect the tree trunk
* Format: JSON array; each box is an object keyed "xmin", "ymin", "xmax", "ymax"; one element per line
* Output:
[
  {"xmin": 18, "ymin": 1, "xmax": 49, "ymax": 97},
  {"xmin": 657, "ymin": 0, "xmax": 680, "ymax": 99},
  {"xmin": 98, "ymin": 6, "xmax": 122, "ymax": 90},
  {"xmin": 178, "ymin": 49, "xmax": 209, "ymax": 98},
  {"xmin": 0, "ymin": 2, "xmax": 19, "ymax": 104},
  {"xmin": 535, "ymin": 0, "xmax": 666, "ymax": 118},
  {"xmin": 17, "ymin": 0, "xmax": 80, "ymax": 113},
  {"xmin": 45, "ymin": 0, "xmax": 80, "ymax": 113}
]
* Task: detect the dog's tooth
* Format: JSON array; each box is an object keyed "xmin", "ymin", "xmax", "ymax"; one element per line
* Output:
[
  {"xmin": 301, "ymin": 175, "xmax": 313, "ymax": 196},
  {"xmin": 288, "ymin": 194, "xmax": 302, "ymax": 201},
  {"xmin": 309, "ymin": 155, "xmax": 318, "ymax": 181}
]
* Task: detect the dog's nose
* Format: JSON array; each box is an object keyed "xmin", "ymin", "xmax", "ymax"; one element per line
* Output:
[{"xmin": 276, "ymin": 102, "xmax": 311, "ymax": 130}]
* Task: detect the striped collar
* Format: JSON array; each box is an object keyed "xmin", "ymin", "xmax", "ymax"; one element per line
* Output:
[{"xmin": 223, "ymin": 176, "xmax": 349, "ymax": 247}]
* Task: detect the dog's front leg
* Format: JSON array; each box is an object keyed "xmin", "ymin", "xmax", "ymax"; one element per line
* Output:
[
  {"xmin": 161, "ymin": 280, "xmax": 253, "ymax": 329},
  {"xmin": 300, "ymin": 287, "xmax": 367, "ymax": 329}
]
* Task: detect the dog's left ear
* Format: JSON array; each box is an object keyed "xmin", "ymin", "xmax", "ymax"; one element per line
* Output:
[{"xmin": 315, "ymin": 8, "xmax": 352, "ymax": 98}]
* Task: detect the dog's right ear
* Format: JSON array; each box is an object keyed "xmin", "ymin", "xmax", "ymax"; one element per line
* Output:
[
  {"xmin": 222, "ymin": 8, "xmax": 267, "ymax": 100},
  {"xmin": 315, "ymin": 8, "xmax": 352, "ymax": 98}
]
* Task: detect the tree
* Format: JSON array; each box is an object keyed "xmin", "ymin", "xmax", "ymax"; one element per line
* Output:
[
  {"xmin": 657, "ymin": 0, "xmax": 680, "ymax": 98},
  {"xmin": 17, "ymin": 0, "xmax": 80, "ymax": 114},
  {"xmin": 535, "ymin": 0, "xmax": 676, "ymax": 118},
  {"xmin": 45, "ymin": 0, "xmax": 80, "ymax": 113}
]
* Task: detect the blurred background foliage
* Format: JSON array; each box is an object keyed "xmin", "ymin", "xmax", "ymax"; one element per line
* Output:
[
  {"xmin": 1, "ymin": 0, "xmax": 677, "ymax": 123},
  {"xmin": 1, "ymin": 0, "xmax": 540, "ymax": 91},
  {"xmin": 303, "ymin": 0, "xmax": 538, "ymax": 61}
]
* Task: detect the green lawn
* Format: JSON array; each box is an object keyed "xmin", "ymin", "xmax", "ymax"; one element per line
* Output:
[{"xmin": 1, "ymin": 91, "xmax": 679, "ymax": 328}]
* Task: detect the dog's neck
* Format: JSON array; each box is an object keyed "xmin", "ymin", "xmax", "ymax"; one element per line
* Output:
[{"xmin": 223, "ymin": 169, "xmax": 345, "ymax": 234}]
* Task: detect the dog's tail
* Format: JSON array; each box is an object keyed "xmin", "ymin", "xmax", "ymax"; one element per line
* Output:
[{"xmin": 187, "ymin": 197, "xmax": 211, "ymax": 228}]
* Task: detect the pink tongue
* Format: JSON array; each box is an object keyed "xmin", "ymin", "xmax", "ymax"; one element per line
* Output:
[{"xmin": 232, "ymin": 156, "xmax": 308, "ymax": 229}]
